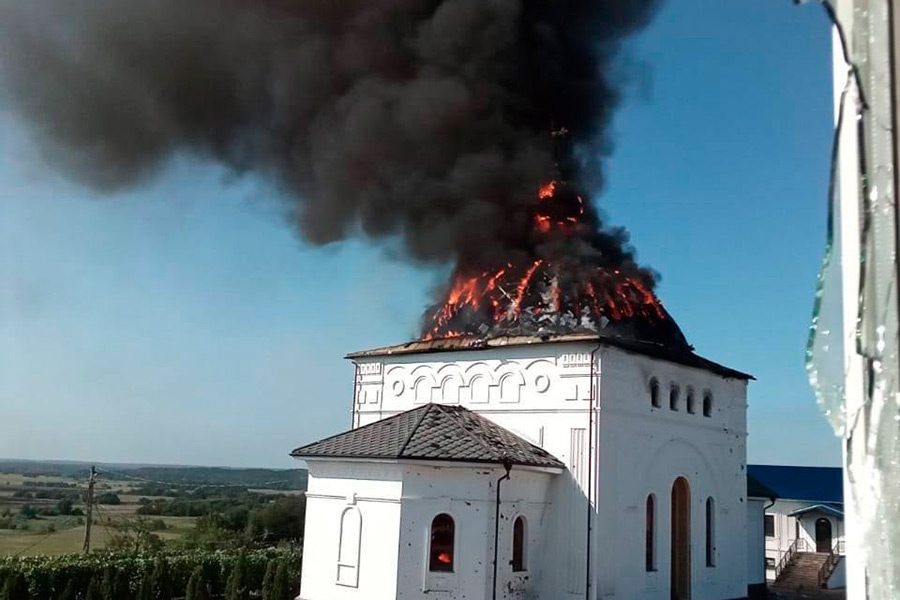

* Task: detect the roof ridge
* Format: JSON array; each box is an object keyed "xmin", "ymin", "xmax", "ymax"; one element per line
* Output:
[
  {"xmin": 396, "ymin": 403, "xmax": 435, "ymax": 458},
  {"xmin": 290, "ymin": 404, "xmax": 424, "ymax": 457},
  {"xmin": 441, "ymin": 405, "xmax": 506, "ymax": 463}
]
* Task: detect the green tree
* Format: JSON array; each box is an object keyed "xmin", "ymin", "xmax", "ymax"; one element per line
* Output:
[
  {"xmin": 56, "ymin": 498, "xmax": 74, "ymax": 515},
  {"xmin": 96, "ymin": 492, "xmax": 121, "ymax": 505},
  {"xmin": 224, "ymin": 554, "xmax": 248, "ymax": 600},
  {"xmin": 261, "ymin": 560, "xmax": 277, "ymax": 600},
  {"xmin": 18, "ymin": 504, "xmax": 36, "ymax": 520},
  {"xmin": 270, "ymin": 561, "xmax": 290, "ymax": 600},
  {"xmin": 184, "ymin": 566, "xmax": 207, "ymax": 600},
  {"xmin": 246, "ymin": 496, "xmax": 306, "ymax": 543},
  {"xmin": 84, "ymin": 576, "xmax": 101, "ymax": 600},
  {"xmin": 135, "ymin": 570, "xmax": 152, "ymax": 600},
  {"xmin": 150, "ymin": 557, "xmax": 172, "ymax": 600},
  {"xmin": 99, "ymin": 567, "xmax": 115, "ymax": 600},
  {"xmin": 0, "ymin": 572, "xmax": 28, "ymax": 600},
  {"xmin": 181, "ymin": 513, "xmax": 241, "ymax": 550},
  {"xmin": 106, "ymin": 517, "xmax": 164, "ymax": 553},
  {"xmin": 56, "ymin": 579, "xmax": 75, "ymax": 600},
  {"xmin": 111, "ymin": 569, "xmax": 131, "ymax": 599}
]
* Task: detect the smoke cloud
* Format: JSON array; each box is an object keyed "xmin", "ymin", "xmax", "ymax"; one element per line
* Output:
[{"xmin": 0, "ymin": 0, "xmax": 658, "ymax": 263}]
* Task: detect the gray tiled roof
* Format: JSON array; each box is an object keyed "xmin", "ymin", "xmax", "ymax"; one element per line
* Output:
[{"xmin": 290, "ymin": 404, "xmax": 564, "ymax": 469}]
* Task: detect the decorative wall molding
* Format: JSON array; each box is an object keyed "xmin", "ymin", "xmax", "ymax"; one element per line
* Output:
[
  {"xmin": 378, "ymin": 358, "xmax": 576, "ymax": 406},
  {"xmin": 359, "ymin": 362, "xmax": 383, "ymax": 376},
  {"xmin": 559, "ymin": 353, "xmax": 592, "ymax": 368}
]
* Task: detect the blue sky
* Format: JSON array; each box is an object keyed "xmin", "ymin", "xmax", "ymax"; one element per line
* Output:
[{"xmin": 0, "ymin": 1, "xmax": 841, "ymax": 468}]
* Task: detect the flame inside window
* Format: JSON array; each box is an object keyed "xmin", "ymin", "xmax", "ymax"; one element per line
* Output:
[{"xmin": 429, "ymin": 514, "xmax": 455, "ymax": 573}]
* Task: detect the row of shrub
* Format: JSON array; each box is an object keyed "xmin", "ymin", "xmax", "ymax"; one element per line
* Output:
[{"xmin": 0, "ymin": 548, "xmax": 300, "ymax": 600}]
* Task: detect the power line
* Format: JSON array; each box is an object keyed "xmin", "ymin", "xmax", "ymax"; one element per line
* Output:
[
  {"xmin": 14, "ymin": 527, "xmax": 58, "ymax": 557},
  {"xmin": 92, "ymin": 501, "xmax": 115, "ymax": 543}
]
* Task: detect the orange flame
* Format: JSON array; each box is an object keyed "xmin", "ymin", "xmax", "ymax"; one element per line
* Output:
[
  {"xmin": 539, "ymin": 181, "xmax": 557, "ymax": 199},
  {"xmin": 423, "ymin": 179, "xmax": 667, "ymax": 340}
]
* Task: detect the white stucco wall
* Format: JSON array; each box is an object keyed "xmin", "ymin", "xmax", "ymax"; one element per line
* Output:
[
  {"xmin": 298, "ymin": 461, "xmax": 404, "ymax": 600},
  {"xmin": 347, "ymin": 340, "xmax": 750, "ymax": 600},
  {"xmin": 746, "ymin": 499, "xmax": 766, "ymax": 586},
  {"xmin": 298, "ymin": 459, "xmax": 556, "ymax": 600},
  {"xmin": 593, "ymin": 347, "xmax": 749, "ymax": 600},
  {"xmin": 396, "ymin": 463, "xmax": 555, "ymax": 600}
]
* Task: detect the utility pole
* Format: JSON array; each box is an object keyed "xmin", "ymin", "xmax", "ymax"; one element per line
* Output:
[{"xmin": 81, "ymin": 466, "xmax": 97, "ymax": 555}]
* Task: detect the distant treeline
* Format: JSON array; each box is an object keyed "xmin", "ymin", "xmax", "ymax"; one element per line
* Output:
[
  {"xmin": 0, "ymin": 461, "xmax": 308, "ymax": 490},
  {"xmin": 123, "ymin": 467, "xmax": 308, "ymax": 490}
]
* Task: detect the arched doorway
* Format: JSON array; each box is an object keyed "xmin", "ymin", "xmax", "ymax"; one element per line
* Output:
[
  {"xmin": 815, "ymin": 518, "xmax": 833, "ymax": 553},
  {"xmin": 671, "ymin": 477, "xmax": 691, "ymax": 600}
]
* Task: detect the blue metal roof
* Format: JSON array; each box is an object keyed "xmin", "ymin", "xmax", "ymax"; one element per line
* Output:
[
  {"xmin": 746, "ymin": 474, "xmax": 778, "ymax": 499},
  {"xmin": 747, "ymin": 465, "xmax": 843, "ymax": 504}
]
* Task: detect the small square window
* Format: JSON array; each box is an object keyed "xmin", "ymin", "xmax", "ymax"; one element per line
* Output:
[{"xmin": 764, "ymin": 515, "xmax": 775, "ymax": 538}]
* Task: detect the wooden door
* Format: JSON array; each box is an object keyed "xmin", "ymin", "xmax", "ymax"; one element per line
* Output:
[
  {"xmin": 816, "ymin": 518, "xmax": 832, "ymax": 553},
  {"xmin": 671, "ymin": 477, "xmax": 691, "ymax": 600}
]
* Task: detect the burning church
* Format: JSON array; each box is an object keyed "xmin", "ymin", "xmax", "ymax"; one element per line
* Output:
[
  {"xmin": 285, "ymin": 17, "xmax": 762, "ymax": 591},
  {"xmin": 290, "ymin": 129, "xmax": 764, "ymax": 595}
]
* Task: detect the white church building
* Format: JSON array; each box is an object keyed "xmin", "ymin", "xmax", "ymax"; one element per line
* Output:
[{"xmin": 291, "ymin": 333, "xmax": 765, "ymax": 600}]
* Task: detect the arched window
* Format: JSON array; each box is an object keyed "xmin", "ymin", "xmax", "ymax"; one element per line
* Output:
[
  {"xmin": 686, "ymin": 389, "xmax": 696, "ymax": 414},
  {"xmin": 512, "ymin": 516, "xmax": 527, "ymax": 572},
  {"xmin": 429, "ymin": 514, "xmax": 455, "ymax": 572},
  {"xmin": 669, "ymin": 385, "xmax": 680, "ymax": 411},
  {"xmin": 650, "ymin": 378, "xmax": 661, "ymax": 408},
  {"xmin": 336, "ymin": 507, "xmax": 361, "ymax": 587},
  {"xmin": 706, "ymin": 497, "xmax": 716, "ymax": 567},
  {"xmin": 703, "ymin": 393, "xmax": 713, "ymax": 417},
  {"xmin": 645, "ymin": 494, "xmax": 656, "ymax": 571}
]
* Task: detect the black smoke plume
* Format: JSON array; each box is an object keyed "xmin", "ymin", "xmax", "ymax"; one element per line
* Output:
[{"xmin": 0, "ymin": 0, "xmax": 673, "ymax": 342}]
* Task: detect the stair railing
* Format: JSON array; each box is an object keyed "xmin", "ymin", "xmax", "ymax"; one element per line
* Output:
[
  {"xmin": 817, "ymin": 539, "xmax": 844, "ymax": 588},
  {"xmin": 775, "ymin": 538, "xmax": 800, "ymax": 581}
]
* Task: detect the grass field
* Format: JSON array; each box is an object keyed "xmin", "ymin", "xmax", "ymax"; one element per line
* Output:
[
  {"xmin": 0, "ymin": 516, "xmax": 197, "ymax": 557},
  {"xmin": 0, "ymin": 474, "xmax": 74, "ymax": 487},
  {"xmin": 0, "ymin": 461, "xmax": 307, "ymax": 558},
  {"xmin": 0, "ymin": 470, "xmax": 196, "ymax": 556}
]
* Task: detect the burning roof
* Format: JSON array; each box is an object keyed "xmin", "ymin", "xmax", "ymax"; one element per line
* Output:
[{"xmin": 421, "ymin": 178, "xmax": 690, "ymax": 350}]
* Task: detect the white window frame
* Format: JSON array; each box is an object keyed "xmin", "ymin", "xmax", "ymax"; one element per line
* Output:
[
  {"xmin": 424, "ymin": 512, "xmax": 459, "ymax": 592},
  {"xmin": 336, "ymin": 506, "xmax": 362, "ymax": 588}
]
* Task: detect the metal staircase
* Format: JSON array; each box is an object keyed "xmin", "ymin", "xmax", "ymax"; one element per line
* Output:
[{"xmin": 773, "ymin": 539, "xmax": 844, "ymax": 592}]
